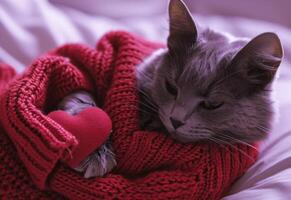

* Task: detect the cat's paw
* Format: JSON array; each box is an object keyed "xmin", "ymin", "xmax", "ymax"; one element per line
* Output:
[{"xmin": 74, "ymin": 141, "xmax": 116, "ymax": 178}]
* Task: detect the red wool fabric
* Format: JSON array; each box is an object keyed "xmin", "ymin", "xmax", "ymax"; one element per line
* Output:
[{"xmin": 0, "ymin": 31, "xmax": 258, "ymax": 199}]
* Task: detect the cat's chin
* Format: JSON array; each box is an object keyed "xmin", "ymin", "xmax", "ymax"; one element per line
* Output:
[{"xmin": 168, "ymin": 131, "xmax": 201, "ymax": 144}]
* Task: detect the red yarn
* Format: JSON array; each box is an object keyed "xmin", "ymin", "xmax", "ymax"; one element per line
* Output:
[{"xmin": 0, "ymin": 31, "xmax": 258, "ymax": 199}]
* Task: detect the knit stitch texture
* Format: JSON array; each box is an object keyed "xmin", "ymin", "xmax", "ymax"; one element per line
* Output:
[{"xmin": 0, "ymin": 31, "xmax": 258, "ymax": 200}]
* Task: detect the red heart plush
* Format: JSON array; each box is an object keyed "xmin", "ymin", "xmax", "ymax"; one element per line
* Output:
[{"xmin": 48, "ymin": 107, "xmax": 112, "ymax": 168}]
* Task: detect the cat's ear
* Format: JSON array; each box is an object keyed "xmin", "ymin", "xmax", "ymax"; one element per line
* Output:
[
  {"xmin": 167, "ymin": 0, "xmax": 197, "ymax": 50},
  {"xmin": 230, "ymin": 32, "xmax": 283, "ymax": 94}
]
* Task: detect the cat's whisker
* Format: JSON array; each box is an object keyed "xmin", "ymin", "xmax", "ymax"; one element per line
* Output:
[
  {"xmin": 122, "ymin": 103, "xmax": 168, "ymax": 119},
  {"xmin": 157, "ymin": 108, "xmax": 168, "ymax": 118},
  {"xmin": 186, "ymin": 134, "xmax": 209, "ymax": 140},
  {"xmin": 136, "ymin": 88, "xmax": 150, "ymax": 98},
  {"xmin": 121, "ymin": 85, "xmax": 159, "ymax": 109},
  {"xmin": 137, "ymin": 70, "xmax": 154, "ymax": 81},
  {"xmin": 207, "ymin": 136, "xmax": 224, "ymax": 145},
  {"xmin": 122, "ymin": 105, "xmax": 159, "ymax": 118},
  {"xmin": 137, "ymin": 68, "xmax": 164, "ymax": 81},
  {"xmin": 128, "ymin": 100, "xmax": 159, "ymax": 112},
  {"xmin": 215, "ymin": 134, "xmax": 258, "ymax": 150},
  {"xmin": 219, "ymin": 140, "xmax": 256, "ymax": 162},
  {"xmin": 204, "ymin": 127, "xmax": 258, "ymax": 150},
  {"xmin": 125, "ymin": 104, "xmax": 159, "ymax": 115},
  {"xmin": 209, "ymin": 136, "xmax": 255, "ymax": 162},
  {"xmin": 139, "ymin": 94, "xmax": 159, "ymax": 109},
  {"xmin": 136, "ymin": 99, "xmax": 158, "ymax": 110},
  {"xmin": 257, "ymin": 125, "xmax": 270, "ymax": 133}
]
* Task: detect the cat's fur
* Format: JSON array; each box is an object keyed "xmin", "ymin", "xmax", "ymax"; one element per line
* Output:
[
  {"xmin": 56, "ymin": 0, "xmax": 283, "ymax": 178},
  {"xmin": 137, "ymin": 0, "xmax": 283, "ymax": 143}
]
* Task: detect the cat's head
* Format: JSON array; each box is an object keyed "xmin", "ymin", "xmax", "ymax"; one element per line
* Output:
[{"xmin": 137, "ymin": 0, "xmax": 283, "ymax": 143}]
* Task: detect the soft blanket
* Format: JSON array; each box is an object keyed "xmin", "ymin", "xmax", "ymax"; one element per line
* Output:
[{"xmin": 0, "ymin": 31, "xmax": 258, "ymax": 200}]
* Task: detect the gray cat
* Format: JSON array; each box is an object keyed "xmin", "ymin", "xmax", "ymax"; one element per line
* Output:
[
  {"xmin": 57, "ymin": 0, "xmax": 283, "ymax": 178},
  {"xmin": 137, "ymin": 0, "xmax": 283, "ymax": 144}
]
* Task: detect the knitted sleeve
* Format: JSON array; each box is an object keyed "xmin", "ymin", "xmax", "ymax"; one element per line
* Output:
[{"xmin": 0, "ymin": 57, "xmax": 93, "ymax": 189}]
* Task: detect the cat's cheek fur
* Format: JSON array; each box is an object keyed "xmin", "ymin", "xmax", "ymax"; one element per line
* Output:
[
  {"xmin": 136, "ymin": 49, "xmax": 167, "ymax": 86},
  {"xmin": 221, "ymin": 96, "xmax": 272, "ymax": 141}
]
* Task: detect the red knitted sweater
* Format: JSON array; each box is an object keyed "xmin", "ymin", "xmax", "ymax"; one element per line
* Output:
[{"xmin": 0, "ymin": 31, "xmax": 258, "ymax": 200}]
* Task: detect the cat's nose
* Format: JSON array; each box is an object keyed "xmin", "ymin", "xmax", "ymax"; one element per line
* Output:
[{"xmin": 170, "ymin": 117, "xmax": 184, "ymax": 129}]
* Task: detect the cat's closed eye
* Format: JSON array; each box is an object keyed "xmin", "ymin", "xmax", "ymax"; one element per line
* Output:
[{"xmin": 200, "ymin": 100, "xmax": 224, "ymax": 110}]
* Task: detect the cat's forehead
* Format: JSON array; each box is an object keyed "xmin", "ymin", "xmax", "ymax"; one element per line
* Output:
[
  {"xmin": 177, "ymin": 43, "xmax": 229, "ymax": 88},
  {"xmin": 188, "ymin": 30, "xmax": 247, "ymax": 67},
  {"xmin": 174, "ymin": 41, "xmax": 246, "ymax": 94}
]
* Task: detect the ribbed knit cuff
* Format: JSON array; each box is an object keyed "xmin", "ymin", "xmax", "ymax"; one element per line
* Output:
[{"xmin": 0, "ymin": 56, "xmax": 92, "ymax": 189}]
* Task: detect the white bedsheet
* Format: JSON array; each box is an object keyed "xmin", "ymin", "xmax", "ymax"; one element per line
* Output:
[{"xmin": 1, "ymin": 0, "xmax": 291, "ymax": 199}]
